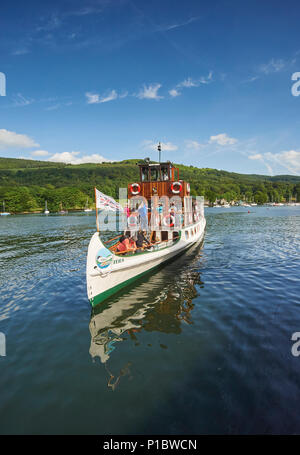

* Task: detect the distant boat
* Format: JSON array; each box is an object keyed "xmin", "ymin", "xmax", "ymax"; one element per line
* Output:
[
  {"xmin": 84, "ymin": 198, "xmax": 92, "ymax": 212},
  {"xmin": 59, "ymin": 202, "xmax": 68, "ymax": 214},
  {"xmin": 44, "ymin": 200, "xmax": 50, "ymax": 215},
  {"xmin": 1, "ymin": 201, "xmax": 11, "ymax": 216}
]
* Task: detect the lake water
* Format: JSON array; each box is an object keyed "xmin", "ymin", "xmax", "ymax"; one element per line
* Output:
[{"xmin": 0, "ymin": 206, "xmax": 299, "ymax": 435}]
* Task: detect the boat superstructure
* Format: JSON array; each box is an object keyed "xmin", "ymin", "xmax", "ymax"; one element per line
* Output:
[{"xmin": 86, "ymin": 151, "xmax": 206, "ymax": 307}]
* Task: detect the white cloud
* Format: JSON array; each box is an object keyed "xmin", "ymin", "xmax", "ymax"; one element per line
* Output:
[
  {"xmin": 248, "ymin": 153, "xmax": 263, "ymax": 160},
  {"xmin": 169, "ymin": 89, "xmax": 181, "ymax": 97},
  {"xmin": 179, "ymin": 77, "xmax": 198, "ymax": 88},
  {"xmin": 31, "ymin": 150, "xmax": 49, "ymax": 157},
  {"xmin": 0, "ymin": 129, "xmax": 39, "ymax": 149},
  {"xmin": 209, "ymin": 133, "xmax": 238, "ymax": 146},
  {"xmin": 142, "ymin": 140, "xmax": 178, "ymax": 152},
  {"xmin": 185, "ymin": 140, "xmax": 205, "ymax": 151},
  {"xmin": 86, "ymin": 90, "xmax": 118, "ymax": 104},
  {"xmin": 48, "ymin": 151, "xmax": 114, "ymax": 165},
  {"xmin": 137, "ymin": 84, "xmax": 163, "ymax": 100}
]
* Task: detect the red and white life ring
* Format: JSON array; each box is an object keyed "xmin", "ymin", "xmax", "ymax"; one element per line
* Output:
[
  {"xmin": 130, "ymin": 183, "xmax": 141, "ymax": 195},
  {"xmin": 162, "ymin": 214, "xmax": 175, "ymax": 228},
  {"xmin": 171, "ymin": 181, "xmax": 182, "ymax": 194},
  {"xmin": 128, "ymin": 215, "xmax": 139, "ymax": 229}
]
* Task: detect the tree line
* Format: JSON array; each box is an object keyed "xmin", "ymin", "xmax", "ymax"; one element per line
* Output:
[{"xmin": 0, "ymin": 157, "xmax": 299, "ymax": 212}]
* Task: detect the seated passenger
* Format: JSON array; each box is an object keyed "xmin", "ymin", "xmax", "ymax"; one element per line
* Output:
[
  {"xmin": 117, "ymin": 235, "xmax": 136, "ymax": 253},
  {"xmin": 136, "ymin": 230, "xmax": 150, "ymax": 249}
]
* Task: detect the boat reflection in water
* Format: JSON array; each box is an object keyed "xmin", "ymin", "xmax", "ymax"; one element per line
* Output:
[{"xmin": 89, "ymin": 243, "xmax": 204, "ymax": 390}]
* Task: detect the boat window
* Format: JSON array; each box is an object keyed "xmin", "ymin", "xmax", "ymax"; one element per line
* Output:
[
  {"xmin": 141, "ymin": 167, "xmax": 149, "ymax": 182},
  {"xmin": 161, "ymin": 166, "xmax": 169, "ymax": 181},
  {"xmin": 150, "ymin": 167, "xmax": 159, "ymax": 181},
  {"xmin": 161, "ymin": 231, "xmax": 168, "ymax": 241},
  {"xmin": 185, "ymin": 231, "xmax": 189, "ymax": 240}
]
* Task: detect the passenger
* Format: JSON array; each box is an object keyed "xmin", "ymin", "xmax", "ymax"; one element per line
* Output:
[
  {"xmin": 136, "ymin": 230, "xmax": 150, "ymax": 249},
  {"xmin": 117, "ymin": 235, "xmax": 136, "ymax": 253},
  {"xmin": 128, "ymin": 237, "xmax": 137, "ymax": 251}
]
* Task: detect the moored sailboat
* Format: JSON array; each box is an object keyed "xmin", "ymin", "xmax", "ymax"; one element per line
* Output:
[
  {"xmin": 86, "ymin": 149, "xmax": 206, "ymax": 307},
  {"xmin": 58, "ymin": 202, "xmax": 68, "ymax": 214},
  {"xmin": 44, "ymin": 200, "xmax": 50, "ymax": 215},
  {"xmin": 84, "ymin": 198, "xmax": 92, "ymax": 212},
  {"xmin": 1, "ymin": 201, "xmax": 11, "ymax": 216}
]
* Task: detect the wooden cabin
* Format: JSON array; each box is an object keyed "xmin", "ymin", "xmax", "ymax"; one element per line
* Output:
[{"xmin": 127, "ymin": 161, "xmax": 190, "ymax": 201}]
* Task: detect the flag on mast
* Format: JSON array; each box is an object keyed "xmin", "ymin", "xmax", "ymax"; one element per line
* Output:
[{"xmin": 95, "ymin": 188, "xmax": 123, "ymax": 212}]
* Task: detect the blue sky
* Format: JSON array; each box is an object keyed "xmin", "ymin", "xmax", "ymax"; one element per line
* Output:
[{"xmin": 1, "ymin": 0, "xmax": 300, "ymax": 175}]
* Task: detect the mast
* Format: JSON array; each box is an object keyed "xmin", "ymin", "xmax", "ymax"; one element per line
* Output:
[{"xmin": 158, "ymin": 142, "xmax": 161, "ymax": 163}]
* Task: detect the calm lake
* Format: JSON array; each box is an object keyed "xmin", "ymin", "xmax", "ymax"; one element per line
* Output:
[{"xmin": 0, "ymin": 206, "xmax": 299, "ymax": 434}]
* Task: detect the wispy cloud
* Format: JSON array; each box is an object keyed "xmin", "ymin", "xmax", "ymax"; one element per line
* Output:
[
  {"xmin": 185, "ymin": 140, "xmax": 206, "ymax": 151},
  {"xmin": 177, "ymin": 72, "xmax": 213, "ymax": 89},
  {"xmin": 136, "ymin": 83, "xmax": 163, "ymax": 100},
  {"xmin": 169, "ymin": 72, "xmax": 213, "ymax": 97},
  {"xmin": 249, "ymin": 150, "xmax": 300, "ymax": 175},
  {"xmin": 0, "ymin": 129, "xmax": 39, "ymax": 149},
  {"xmin": 85, "ymin": 90, "xmax": 119, "ymax": 104},
  {"xmin": 36, "ymin": 15, "xmax": 62, "ymax": 32},
  {"xmin": 12, "ymin": 93, "xmax": 34, "ymax": 107},
  {"xmin": 259, "ymin": 58, "xmax": 287, "ymax": 75},
  {"xmin": 157, "ymin": 16, "xmax": 200, "ymax": 32}
]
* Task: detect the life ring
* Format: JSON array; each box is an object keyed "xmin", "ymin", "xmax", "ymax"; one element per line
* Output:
[
  {"xmin": 171, "ymin": 181, "xmax": 182, "ymax": 194},
  {"xmin": 130, "ymin": 183, "xmax": 141, "ymax": 195},
  {"xmin": 187, "ymin": 183, "xmax": 190, "ymax": 193},
  {"xmin": 128, "ymin": 214, "xmax": 139, "ymax": 229},
  {"xmin": 162, "ymin": 214, "xmax": 175, "ymax": 227}
]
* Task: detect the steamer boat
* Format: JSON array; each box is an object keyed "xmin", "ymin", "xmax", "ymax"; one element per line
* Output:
[{"xmin": 86, "ymin": 147, "xmax": 206, "ymax": 307}]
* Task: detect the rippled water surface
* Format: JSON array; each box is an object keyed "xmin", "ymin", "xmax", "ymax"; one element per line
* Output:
[{"xmin": 0, "ymin": 207, "xmax": 299, "ymax": 434}]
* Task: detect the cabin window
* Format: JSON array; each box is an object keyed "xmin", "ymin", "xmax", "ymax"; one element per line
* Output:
[
  {"xmin": 161, "ymin": 231, "xmax": 168, "ymax": 241},
  {"xmin": 185, "ymin": 231, "xmax": 189, "ymax": 240},
  {"xmin": 150, "ymin": 167, "xmax": 159, "ymax": 181},
  {"xmin": 161, "ymin": 166, "xmax": 169, "ymax": 181},
  {"xmin": 141, "ymin": 167, "xmax": 149, "ymax": 182}
]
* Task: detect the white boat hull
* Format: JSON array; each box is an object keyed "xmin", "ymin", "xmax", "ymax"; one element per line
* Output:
[{"xmin": 86, "ymin": 217, "xmax": 206, "ymax": 307}]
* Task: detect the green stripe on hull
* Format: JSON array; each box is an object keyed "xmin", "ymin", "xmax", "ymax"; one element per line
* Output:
[{"xmin": 90, "ymin": 260, "xmax": 161, "ymax": 307}]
